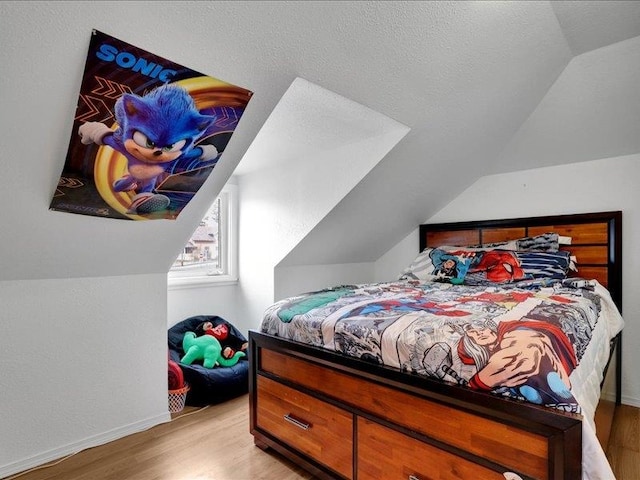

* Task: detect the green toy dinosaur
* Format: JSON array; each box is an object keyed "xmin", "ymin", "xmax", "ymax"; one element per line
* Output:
[{"xmin": 181, "ymin": 331, "xmax": 245, "ymax": 368}]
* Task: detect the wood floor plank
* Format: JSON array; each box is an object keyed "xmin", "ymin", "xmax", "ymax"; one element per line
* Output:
[
  {"xmin": 7, "ymin": 395, "xmax": 639, "ymax": 480},
  {"xmin": 606, "ymin": 404, "xmax": 640, "ymax": 480},
  {"xmin": 7, "ymin": 395, "xmax": 313, "ymax": 480}
]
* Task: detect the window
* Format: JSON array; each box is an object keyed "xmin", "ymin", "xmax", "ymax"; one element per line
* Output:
[{"xmin": 168, "ymin": 184, "xmax": 238, "ymax": 288}]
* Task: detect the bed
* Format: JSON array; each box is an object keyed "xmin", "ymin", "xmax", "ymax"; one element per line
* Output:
[{"xmin": 249, "ymin": 211, "xmax": 624, "ymax": 480}]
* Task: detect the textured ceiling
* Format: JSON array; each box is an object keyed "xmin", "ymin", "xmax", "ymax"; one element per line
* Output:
[
  {"xmin": 248, "ymin": 1, "xmax": 640, "ymax": 266},
  {"xmin": 238, "ymin": 1, "xmax": 640, "ymax": 178},
  {"xmin": 1, "ymin": 1, "xmax": 639, "ymax": 280},
  {"xmin": 551, "ymin": 0, "xmax": 640, "ymax": 55}
]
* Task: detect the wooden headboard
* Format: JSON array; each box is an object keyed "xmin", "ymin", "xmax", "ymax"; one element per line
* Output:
[{"xmin": 419, "ymin": 211, "xmax": 622, "ymax": 313}]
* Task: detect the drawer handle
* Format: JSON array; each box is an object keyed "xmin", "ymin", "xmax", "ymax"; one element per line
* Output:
[
  {"xmin": 283, "ymin": 413, "xmax": 311, "ymax": 430},
  {"xmin": 409, "ymin": 476, "xmax": 421, "ymax": 480}
]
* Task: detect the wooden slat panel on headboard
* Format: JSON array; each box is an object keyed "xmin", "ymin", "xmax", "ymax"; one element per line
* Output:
[
  {"xmin": 419, "ymin": 211, "xmax": 622, "ymax": 312},
  {"xmin": 482, "ymin": 228, "xmax": 526, "ymax": 244},
  {"xmin": 575, "ymin": 267, "xmax": 608, "ymax": 287},
  {"xmin": 563, "ymin": 246, "xmax": 608, "ymax": 265},
  {"xmin": 426, "ymin": 230, "xmax": 479, "ymax": 247},
  {"xmin": 528, "ymin": 223, "xmax": 608, "ymax": 243}
]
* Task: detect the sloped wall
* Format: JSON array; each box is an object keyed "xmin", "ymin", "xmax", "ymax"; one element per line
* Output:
[
  {"xmin": 0, "ymin": 4, "xmax": 248, "ymax": 283},
  {"xmin": 234, "ymin": 78, "xmax": 409, "ymax": 331}
]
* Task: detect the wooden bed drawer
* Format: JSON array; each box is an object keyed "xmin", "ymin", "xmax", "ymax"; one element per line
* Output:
[
  {"xmin": 260, "ymin": 348, "xmax": 549, "ymax": 479},
  {"xmin": 256, "ymin": 375, "xmax": 353, "ymax": 479},
  {"xmin": 357, "ymin": 418, "xmax": 507, "ymax": 480}
]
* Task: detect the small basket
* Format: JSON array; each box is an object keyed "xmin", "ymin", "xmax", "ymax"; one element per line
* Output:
[{"xmin": 168, "ymin": 383, "xmax": 190, "ymax": 413}]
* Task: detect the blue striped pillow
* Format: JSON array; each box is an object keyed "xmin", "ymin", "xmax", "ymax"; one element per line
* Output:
[{"xmin": 515, "ymin": 251, "xmax": 572, "ymax": 280}]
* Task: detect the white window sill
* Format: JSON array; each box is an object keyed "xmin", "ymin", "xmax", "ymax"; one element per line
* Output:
[{"xmin": 167, "ymin": 274, "xmax": 238, "ymax": 291}]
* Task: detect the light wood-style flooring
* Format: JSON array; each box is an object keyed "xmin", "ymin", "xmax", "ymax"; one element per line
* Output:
[{"xmin": 7, "ymin": 395, "xmax": 639, "ymax": 480}]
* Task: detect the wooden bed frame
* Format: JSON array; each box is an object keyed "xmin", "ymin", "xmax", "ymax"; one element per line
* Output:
[{"xmin": 249, "ymin": 211, "xmax": 623, "ymax": 480}]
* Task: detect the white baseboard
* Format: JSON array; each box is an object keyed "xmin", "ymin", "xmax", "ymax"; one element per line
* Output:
[
  {"xmin": 0, "ymin": 412, "xmax": 170, "ymax": 479},
  {"xmin": 600, "ymin": 387, "xmax": 640, "ymax": 409},
  {"xmin": 621, "ymin": 395, "xmax": 640, "ymax": 408}
]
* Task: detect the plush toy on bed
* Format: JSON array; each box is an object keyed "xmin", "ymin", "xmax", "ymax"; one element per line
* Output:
[{"xmin": 180, "ymin": 331, "xmax": 245, "ymax": 368}]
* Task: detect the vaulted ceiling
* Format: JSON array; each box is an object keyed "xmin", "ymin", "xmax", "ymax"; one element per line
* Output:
[
  {"xmin": 1, "ymin": 1, "xmax": 639, "ymax": 280},
  {"xmin": 235, "ymin": 1, "xmax": 640, "ymax": 266}
]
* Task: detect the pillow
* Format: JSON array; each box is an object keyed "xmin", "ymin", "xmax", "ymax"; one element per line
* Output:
[
  {"xmin": 459, "ymin": 249, "xmax": 529, "ymax": 285},
  {"xmin": 399, "ymin": 233, "xmax": 564, "ymax": 282},
  {"xmin": 400, "ymin": 247, "xmax": 523, "ymax": 284},
  {"xmin": 516, "ymin": 250, "xmax": 573, "ymax": 280},
  {"xmin": 463, "ymin": 250, "xmax": 573, "ymax": 286},
  {"xmin": 399, "ymin": 247, "xmax": 437, "ymax": 282},
  {"xmin": 399, "ymin": 247, "xmax": 474, "ymax": 283},
  {"xmin": 400, "ymin": 247, "xmax": 573, "ymax": 285},
  {"xmin": 470, "ymin": 232, "xmax": 561, "ymax": 252}
]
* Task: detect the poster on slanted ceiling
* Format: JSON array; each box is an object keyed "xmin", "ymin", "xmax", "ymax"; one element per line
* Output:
[{"xmin": 50, "ymin": 29, "xmax": 252, "ymax": 220}]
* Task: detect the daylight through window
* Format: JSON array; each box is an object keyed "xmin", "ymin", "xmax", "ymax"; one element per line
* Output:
[
  {"xmin": 172, "ymin": 197, "xmax": 222, "ymax": 272},
  {"xmin": 169, "ymin": 185, "xmax": 237, "ymax": 286}
]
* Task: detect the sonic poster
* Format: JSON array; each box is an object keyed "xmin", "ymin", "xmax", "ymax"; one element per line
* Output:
[{"xmin": 50, "ymin": 30, "xmax": 252, "ymax": 220}]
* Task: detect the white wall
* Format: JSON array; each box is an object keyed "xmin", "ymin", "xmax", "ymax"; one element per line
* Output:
[
  {"xmin": 376, "ymin": 153, "xmax": 640, "ymax": 407},
  {"xmin": 275, "ymin": 263, "xmax": 374, "ymax": 301},
  {"xmin": 0, "ymin": 274, "xmax": 169, "ymax": 478},
  {"xmin": 374, "ymin": 229, "xmax": 419, "ymax": 283},
  {"xmin": 167, "ymin": 282, "xmax": 242, "ymax": 329}
]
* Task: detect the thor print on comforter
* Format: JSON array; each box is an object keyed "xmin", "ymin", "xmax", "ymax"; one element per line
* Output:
[{"xmin": 261, "ymin": 281, "xmax": 603, "ymax": 413}]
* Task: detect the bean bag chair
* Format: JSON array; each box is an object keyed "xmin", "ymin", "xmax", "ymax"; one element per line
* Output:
[{"xmin": 168, "ymin": 315, "xmax": 249, "ymax": 406}]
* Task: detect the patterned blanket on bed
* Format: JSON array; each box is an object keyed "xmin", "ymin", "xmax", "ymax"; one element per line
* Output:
[{"xmin": 261, "ymin": 280, "xmax": 606, "ymax": 413}]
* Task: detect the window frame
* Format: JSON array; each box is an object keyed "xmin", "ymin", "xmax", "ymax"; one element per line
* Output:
[{"xmin": 168, "ymin": 183, "xmax": 238, "ymax": 290}]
